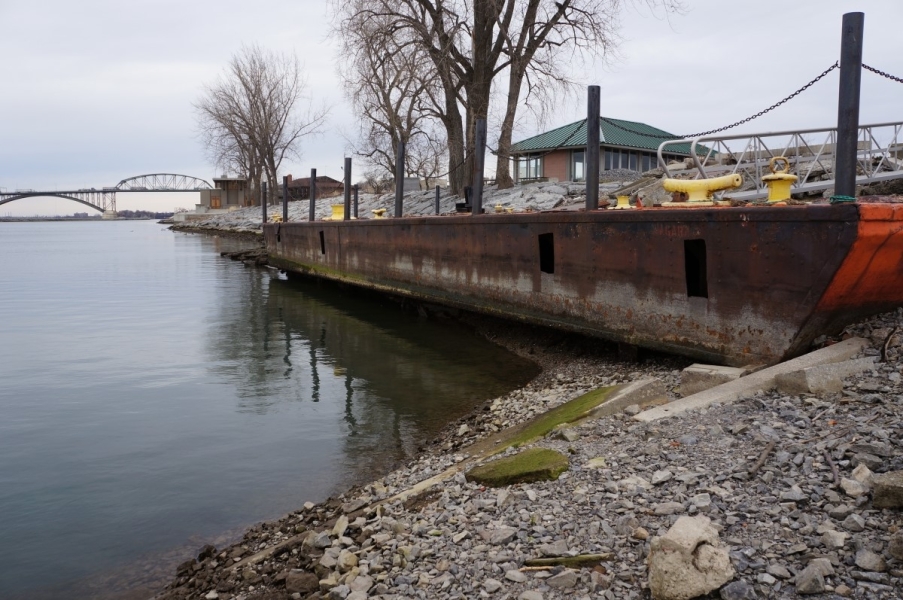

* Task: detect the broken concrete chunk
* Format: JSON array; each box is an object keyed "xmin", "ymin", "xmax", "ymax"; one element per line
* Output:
[
  {"xmin": 872, "ymin": 470, "xmax": 903, "ymax": 508},
  {"xmin": 679, "ymin": 364, "xmax": 746, "ymax": 397},
  {"xmin": 773, "ymin": 356, "xmax": 876, "ymax": 395},
  {"xmin": 648, "ymin": 516, "xmax": 734, "ymax": 600}
]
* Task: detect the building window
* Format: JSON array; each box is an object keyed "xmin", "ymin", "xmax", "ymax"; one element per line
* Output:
[
  {"xmin": 571, "ymin": 150, "xmax": 585, "ymax": 181},
  {"xmin": 604, "ymin": 150, "xmax": 613, "ymax": 170},
  {"xmin": 518, "ymin": 155, "xmax": 542, "ymax": 180}
]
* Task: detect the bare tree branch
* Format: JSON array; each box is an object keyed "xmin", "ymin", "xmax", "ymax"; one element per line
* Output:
[{"xmin": 194, "ymin": 45, "xmax": 329, "ymax": 204}]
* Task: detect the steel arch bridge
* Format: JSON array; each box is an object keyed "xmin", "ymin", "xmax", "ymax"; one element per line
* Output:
[{"xmin": 0, "ymin": 173, "xmax": 213, "ymax": 213}]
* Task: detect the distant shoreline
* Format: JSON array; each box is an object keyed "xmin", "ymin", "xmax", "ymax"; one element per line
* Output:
[{"xmin": 0, "ymin": 217, "xmax": 160, "ymax": 222}]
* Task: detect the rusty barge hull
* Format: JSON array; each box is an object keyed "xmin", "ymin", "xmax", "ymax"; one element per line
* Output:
[{"xmin": 264, "ymin": 203, "xmax": 903, "ymax": 366}]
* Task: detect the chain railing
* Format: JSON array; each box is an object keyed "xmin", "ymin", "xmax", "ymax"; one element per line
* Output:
[
  {"xmin": 864, "ymin": 63, "xmax": 903, "ymax": 84},
  {"xmin": 601, "ymin": 63, "xmax": 841, "ymax": 142}
]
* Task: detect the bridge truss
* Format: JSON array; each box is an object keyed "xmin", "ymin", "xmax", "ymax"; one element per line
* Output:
[{"xmin": 0, "ymin": 173, "xmax": 213, "ymax": 213}]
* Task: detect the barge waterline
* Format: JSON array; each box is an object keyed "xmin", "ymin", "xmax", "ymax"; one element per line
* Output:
[{"xmin": 264, "ymin": 202, "xmax": 903, "ymax": 367}]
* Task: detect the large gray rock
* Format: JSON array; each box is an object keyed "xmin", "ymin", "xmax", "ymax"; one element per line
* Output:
[
  {"xmin": 888, "ymin": 531, "xmax": 903, "ymax": 560},
  {"xmin": 855, "ymin": 548, "xmax": 887, "ymax": 572},
  {"xmin": 285, "ymin": 569, "xmax": 319, "ymax": 594},
  {"xmin": 872, "ymin": 470, "xmax": 903, "ymax": 508},
  {"xmin": 774, "ymin": 357, "xmax": 875, "ymax": 395},
  {"xmin": 719, "ymin": 580, "xmax": 756, "ymax": 600},
  {"xmin": 648, "ymin": 516, "xmax": 735, "ymax": 600},
  {"xmin": 547, "ymin": 569, "xmax": 578, "ymax": 589},
  {"xmin": 794, "ymin": 564, "xmax": 825, "ymax": 595}
]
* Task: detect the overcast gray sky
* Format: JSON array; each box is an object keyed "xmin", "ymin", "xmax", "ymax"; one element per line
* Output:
[{"xmin": 1, "ymin": 0, "xmax": 901, "ymax": 215}]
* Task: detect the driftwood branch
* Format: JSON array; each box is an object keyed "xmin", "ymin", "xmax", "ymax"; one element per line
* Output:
[
  {"xmin": 881, "ymin": 326, "xmax": 899, "ymax": 362},
  {"xmin": 823, "ymin": 450, "xmax": 841, "ymax": 487},
  {"xmin": 748, "ymin": 440, "xmax": 777, "ymax": 476},
  {"xmin": 522, "ymin": 553, "xmax": 613, "ymax": 569}
]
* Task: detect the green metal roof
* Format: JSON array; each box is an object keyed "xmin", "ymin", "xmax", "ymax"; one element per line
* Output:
[{"xmin": 511, "ymin": 117, "xmax": 701, "ymax": 156}]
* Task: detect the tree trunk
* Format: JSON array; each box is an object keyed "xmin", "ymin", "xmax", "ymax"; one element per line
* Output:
[
  {"xmin": 465, "ymin": 0, "xmax": 497, "ymax": 193},
  {"xmin": 495, "ymin": 67, "xmax": 526, "ymax": 190}
]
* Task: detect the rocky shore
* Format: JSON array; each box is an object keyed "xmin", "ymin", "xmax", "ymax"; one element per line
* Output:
[
  {"xmin": 167, "ymin": 176, "xmax": 646, "ymax": 236},
  {"xmin": 152, "ymin": 300, "xmax": 903, "ymax": 600}
]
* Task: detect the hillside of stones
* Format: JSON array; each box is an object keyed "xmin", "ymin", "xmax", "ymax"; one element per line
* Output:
[{"xmin": 171, "ymin": 171, "xmax": 647, "ymax": 235}]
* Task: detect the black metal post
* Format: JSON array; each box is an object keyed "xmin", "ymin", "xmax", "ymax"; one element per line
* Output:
[
  {"xmin": 282, "ymin": 176, "xmax": 289, "ymax": 222},
  {"xmin": 353, "ymin": 184, "xmax": 359, "ymax": 218},
  {"xmin": 435, "ymin": 185, "xmax": 440, "ymax": 215},
  {"xmin": 343, "ymin": 157, "xmax": 352, "ymax": 221},
  {"xmin": 586, "ymin": 85, "xmax": 601, "ymax": 210},
  {"xmin": 309, "ymin": 168, "xmax": 316, "ymax": 221},
  {"xmin": 394, "ymin": 142, "xmax": 405, "ymax": 218},
  {"xmin": 472, "ymin": 118, "xmax": 487, "ymax": 216},
  {"xmin": 261, "ymin": 181, "xmax": 267, "ymax": 223},
  {"xmin": 835, "ymin": 12, "xmax": 864, "ymax": 199}
]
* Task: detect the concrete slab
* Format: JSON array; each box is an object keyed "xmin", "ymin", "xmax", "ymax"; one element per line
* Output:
[
  {"xmin": 774, "ymin": 357, "xmax": 877, "ymax": 395},
  {"xmin": 634, "ymin": 338, "xmax": 869, "ymax": 422},
  {"xmin": 588, "ymin": 378, "xmax": 667, "ymax": 419},
  {"xmin": 679, "ymin": 364, "xmax": 748, "ymax": 397}
]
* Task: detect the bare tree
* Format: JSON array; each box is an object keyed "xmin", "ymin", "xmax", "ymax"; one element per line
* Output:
[
  {"xmin": 195, "ymin": 45, "xmax": 329, "ymax": 204},
  {"xmin": 335, "ymin": 0, "xmax": 683, "ymax": 194},
  {"xmin": 360, "ymin": 169, "xmax": 394, "ymax": 194},
  {"xmin": 339, "ymin": 4, "xmax": 448, "ymax": 190}
]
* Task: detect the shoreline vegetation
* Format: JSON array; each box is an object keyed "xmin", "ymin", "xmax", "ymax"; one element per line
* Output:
[{"xmin": 149, "ymin": 222, "xmax": 903, "ymax": 600}]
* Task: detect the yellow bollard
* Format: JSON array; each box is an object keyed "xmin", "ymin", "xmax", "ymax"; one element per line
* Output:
[
  {"xmin": 372, "ymin": 208, "xmax": 387, "ymax": 219},
  {"xmin": 324, "ymin": 204, "xmax": 357, "ymax": 220},
  {"xmin": 762, "ymin": 156, "xmax": 798, "ymax": 202},
  {"xmin": 662, "ymin": 174, "xmax": 743, "ymax": 203},
  {"xmin": 610, "ymin": 195, "xmax": 633, "ymax": 210}
]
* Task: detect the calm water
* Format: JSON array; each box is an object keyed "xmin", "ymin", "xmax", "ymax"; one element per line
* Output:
[{"xmin": 0, "ymin": 221, "xmax": 538, "ymax": 598}]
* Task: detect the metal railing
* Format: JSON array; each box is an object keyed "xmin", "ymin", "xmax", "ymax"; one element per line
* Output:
[{"xmin": 657, "ymin": 121, "xmax": 903, "ymax": 200}]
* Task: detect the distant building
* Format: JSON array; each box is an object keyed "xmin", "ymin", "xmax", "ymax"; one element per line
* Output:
[
  {"xmin": 286, "ymin": 175, "xmax": 344, "ymax": 200},
  {"xmin": 510, "ymin": 117, "xmax": 700, "ymax": 183},
  {"xmin": 197, "ymin": 177, "xmax": 250, "ymax": 211}
]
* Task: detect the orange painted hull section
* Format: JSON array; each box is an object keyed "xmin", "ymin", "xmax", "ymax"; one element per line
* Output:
[{"xmin": 818, "ymin": 203, "xmax": 903, "ymax": 311}]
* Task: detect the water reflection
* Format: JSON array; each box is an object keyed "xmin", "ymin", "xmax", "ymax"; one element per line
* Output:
[{"xmin": 206, "ymin": 270, "xmax": 540, "ymax": 483}]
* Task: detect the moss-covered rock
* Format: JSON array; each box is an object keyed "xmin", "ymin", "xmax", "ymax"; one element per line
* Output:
[{"xmin": 465, "ymin": 448, "xmax": 569, "ymax": 487}]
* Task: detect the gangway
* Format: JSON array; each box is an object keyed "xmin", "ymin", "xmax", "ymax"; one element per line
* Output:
[{"xmin": 658, "ymin": 121, "xmax": 903, "ymax": 200}]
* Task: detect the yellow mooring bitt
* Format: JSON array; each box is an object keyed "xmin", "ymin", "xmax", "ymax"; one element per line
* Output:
[
  {"xmin": 762, "ymin": 156, "xmax": 798, "ymax": 202},
  {"xmin": 662, "ymin": 173, "xmax": 743, "ymax": 203},
  {"xmin": 610, "ymin": 195, "xmax": 633, "ymax": 210},
  {"xmin": 325, "ymin": 204, "xmax": 357, "ymax": 220}
]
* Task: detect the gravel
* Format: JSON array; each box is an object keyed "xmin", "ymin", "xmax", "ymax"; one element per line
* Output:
[{"xmin": 154, "ymin": 302, "xmax": 903, "ymax": 599}]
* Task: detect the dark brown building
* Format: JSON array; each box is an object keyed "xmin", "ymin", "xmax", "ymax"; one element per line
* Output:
[{"xmin": 286, "ymin": 175, "xmax": 344, "ymax": 200}]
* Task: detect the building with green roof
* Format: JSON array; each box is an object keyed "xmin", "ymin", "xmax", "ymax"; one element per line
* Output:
[{"xmin": 510, "ymin": 117, "xmax": 699, "ymax": 183}]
